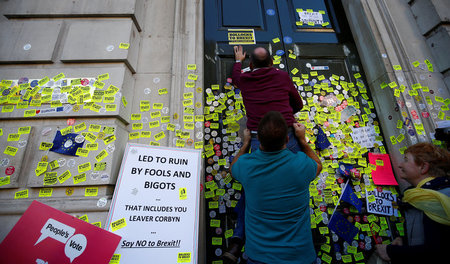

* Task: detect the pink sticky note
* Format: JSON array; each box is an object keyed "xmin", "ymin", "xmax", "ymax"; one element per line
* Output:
[{"xmin": 368, "ymin": 153, "xmax": 398, "ymax": 185}]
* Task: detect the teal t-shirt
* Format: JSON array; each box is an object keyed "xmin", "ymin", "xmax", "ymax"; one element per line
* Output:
[{"xmin": 232, "ymin": 148, "xmax": 317, "ymax": 264}]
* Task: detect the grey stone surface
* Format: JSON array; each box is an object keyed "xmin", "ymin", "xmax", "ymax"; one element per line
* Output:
[
  {"xmin": 60, "ymin": 19, "xmax": 140, "ymax": 73},
  {"xmin": 410, "ymin": 0, "xmax": 442, "ymax": 35},
  {"xmin": 426, "ymin": 25, "xmax": 450, "ymax": 72},
  {"xmin": 0, "ymin": 0, "xmax": 145, "ymax": 31},
  {"xmin": 0, "ymin": 20, "xmax": 61, "ymax": 63}
]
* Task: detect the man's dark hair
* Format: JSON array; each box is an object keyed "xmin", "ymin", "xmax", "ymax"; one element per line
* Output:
[
  {"xmin": 250, "ymin": 47, "xmax": 272, "ymax": 68},
  {"xmin": 257, "ymin": 111, "xmax": 288, "ymax": 152}
]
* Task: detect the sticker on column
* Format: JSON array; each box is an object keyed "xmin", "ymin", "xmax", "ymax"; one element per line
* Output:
[{"xmin": 228, "ymin": 29, "xmax": 255, "ymax": 45}]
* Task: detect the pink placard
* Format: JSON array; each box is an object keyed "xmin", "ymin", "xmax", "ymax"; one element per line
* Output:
[
  {"xmin": 368, "ymin": 153, "xmax": 398, "ymax": 186},
  {"xmin": 0, "ymin": 200, "xmax": 121, "ymax": 264}
]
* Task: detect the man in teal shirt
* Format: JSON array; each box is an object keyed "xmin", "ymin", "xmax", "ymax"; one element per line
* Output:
[{"xmin": 231, "ymin": 111, "xmax": 322, "ymax": 264}]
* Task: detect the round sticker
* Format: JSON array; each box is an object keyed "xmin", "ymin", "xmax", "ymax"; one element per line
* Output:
[
  {"xmin": 97, "ymin": 197, "xmax": 108, "ymax": 207},
  {"xmin": 81, "ymin": 78, "xmax": 89, "ymax": 86},
  {"xmin": 23, "ymin": 44, "xmax": 31, "ymax": 51},
  {"xmin": 5, "ymin": 166, "xmax": 15, "ymax": 175},
  {"xmin": 65, "ymin": 187, "xmax": 74, "ymax": 196},
  {"xmin": 283, "ymin": 36, "xmax": 293, "ymax": 44},
  {"xmin": 106, "ymin": 45, "xmax": 114, "ymax": 52},
  {"xmin": 276, "ymin": 50, "xmax": 285, "ymax": 56},
  {"xmin": 266, "ymin": 9, "xmax": 275, "ymax": 16},
  {"xmin": 74, "ymin": 135, "xmax": 85, "ymax": 144}
]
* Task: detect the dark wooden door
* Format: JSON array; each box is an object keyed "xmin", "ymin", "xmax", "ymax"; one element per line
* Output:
[{"xmin": 203, "ymin": 1, "xmax": 389, "ymax": 263}]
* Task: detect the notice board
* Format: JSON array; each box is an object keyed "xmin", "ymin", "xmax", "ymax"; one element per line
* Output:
[{"xmin": 106, "ymin": 143, "xmax": 201, "ymax": 263}]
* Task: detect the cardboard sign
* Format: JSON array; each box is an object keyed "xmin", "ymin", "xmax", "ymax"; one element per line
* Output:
[
  {"xmin": 0, "ymin": 200, "xmax": 121, "ymax": 264},
  {"xmin": 106, "ymin": 143, "xmax": 201, "ymax": 263},
  {"xmin": 366, "ymin": 187, "xmax": 398, "ymax": 216}
]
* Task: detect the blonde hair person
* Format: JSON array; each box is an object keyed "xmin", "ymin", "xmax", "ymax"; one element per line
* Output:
[{"xmin": 376, "ymin": 143, "xmax": 450, "ymax": 263}]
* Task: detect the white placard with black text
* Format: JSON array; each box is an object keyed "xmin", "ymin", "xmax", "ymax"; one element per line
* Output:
[{"xmin": 106, "ymin": 143, "xmax": 201, "ymax": 263}]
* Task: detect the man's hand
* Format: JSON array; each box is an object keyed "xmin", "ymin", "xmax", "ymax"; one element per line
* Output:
[
  {"xmin": 391, "ymin": 237, "xmax": 403, "ymax": 246},
  {"xmin": 243, "ymin": 128, "xmax": 251, "ymax": 146},
  {"xmin": 375, "ymin": 244, "xmax": 391, "ymax": 262},
  {"xmin": 234, "ymin": 45, "xmax": 246, "ymax": 62},
  {"xmin": 293, "ymin": 123, "xmax": 306, "ymax": 143}
]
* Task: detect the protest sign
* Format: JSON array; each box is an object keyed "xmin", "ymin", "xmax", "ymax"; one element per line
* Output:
[
  {"xmin": 106, "ymin": 143, "xmax": 201, "ymax": 263},
  {"xmin": 366, "ymin": 187, "xmax": 398, "ymax": 216},
  {"xmin": 0, "ymin": 200, "xmax": 121, "ymax": 264}
]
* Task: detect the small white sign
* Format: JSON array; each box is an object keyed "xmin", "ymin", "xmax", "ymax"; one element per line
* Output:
[
  {"xmin": 366, "ymin": 188, "xmax": 397, "ymax": 216},
  {"xmin": 106, "ymin": 143, "xmax": 201, "ymax": 263},
  {"xmin": 297, "ymin": 11, "xmax": 324, "ymax": 25},
  {"xmin": 350, "ymin": 126, "xmax": 383, "ymax": 149}
]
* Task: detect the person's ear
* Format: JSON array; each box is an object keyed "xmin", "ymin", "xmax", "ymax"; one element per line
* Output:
[
  {"xmin": 269, "ymin": 58, "xmax": 273, "ymax": 67},
  {"xmin": 286, "ymin": 135, "xmax": 289, "ymax": 144},
  {"xmin": 421, "ymin": 162, "xmax": 430, "ymax": 175}
]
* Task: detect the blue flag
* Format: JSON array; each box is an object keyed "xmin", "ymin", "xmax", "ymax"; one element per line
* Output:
[
  {"xmin": 49, "ymin": 131, "xmax": 84, "ymax": 156},
  {"xmin": 341, "ymin": 183, "xmax": 363, "ymax": 213},
  {"xmin": 328, "ymin": 212, "xmax": 359, "ymax": 244},
  {"xmin": 315, "ymin": 126, "xmax": 331, "ymax": 150},
  {"xmin": 338, "ymin": 162, "xmax": 353, "ymax": 178}
]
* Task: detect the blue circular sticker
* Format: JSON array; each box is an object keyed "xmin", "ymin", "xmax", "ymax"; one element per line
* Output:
[
  {"xmin": 283, "ymin": 36, "xmax": 293, "ymax": 44},
  {"xmin": 276, "ymin": 50, "xmax": 285, "ymax": 56},
  {"xmin": 266, "ymin": 9, "xmax": 275, "ymax": 16},
  {"xmin": 30, "ymin": 80, "xmax": 39, "ymax": 87}
]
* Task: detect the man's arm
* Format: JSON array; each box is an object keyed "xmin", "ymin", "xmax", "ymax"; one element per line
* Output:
[
  {"xmin": 230, "ymin": 129, "xmax": 251, "ymax": 171},
  {"xmin": 293, "ymin": 123, "xmax": 322, "ymax": 176},
  {"xmin": 231, "ymin": 46, "xmax": 246, "ymax": 88}
]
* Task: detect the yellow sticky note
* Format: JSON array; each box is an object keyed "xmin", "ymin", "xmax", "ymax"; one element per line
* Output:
[
  {"xmin": 74, "ymin": 122, "xmax": 87, "ymax": 132},
  {"xmin": 179, "ymin": 188, "xmax": 187, "ymax": 200},
  {"xmin": 177, "ymin": 252, "xmax": 191, "ymax": 263},
  {"xmin": 119, "ymin": 43, "xmax": 130, "ymax": 49},
  {"xmin": 4, "ymin": 146, "xmax": 18, "ymax": 156},
  {"xmin": 24, "ymin": 109, "xmax": 36, "ymax": 117},
  {"xmin": 78, "ymin": 162, "xmax": 91, "ymax": 173},
  {"xmin": 18, "ymin": 126, "xmax": 31, "ymax": 134},
  {"xmin": 7, "ymin": 133, "xmax": 20, "ymax": 141},
  {"xmin": 187, "ymin": 64, "xmax": 197, "ymax": 70},
  {"xmin": 39, "ymin": 188, "xmax": 53, "ymax": 197},
  {"xmin": 73, "ymin": 173, "xmax": 87, "ymax": 184},
  {"xmin": 96, "ymin": 149, "xmax": 109, "ymax": 162},
  {"xmin": 111, "ymin": 218, "xmax": 127, "ymax": 232},
  {"xmin": 14, "ymin": 189, "xmax": 29, "ymax": 199},
  {"xmin": 154, "ymin": 131, "xmax": 166, "ymax": 141},
  {"xmin": 76, "ymin": 148, "xmax": 89, "ymax": 157},
  {"xmin": 58, "ymin": 170, "xmax": 72, "ymax": 184},
  {"xmin": 272, "ymin": 38, "xmax": 280, "ymax": 43},
  {"xmin": 85, "ymin": 187, "xmax": 99, "ymax": 197},
  {"xmin": 0, "ymin": 176, "xmax": 11, "ymax": 186}
]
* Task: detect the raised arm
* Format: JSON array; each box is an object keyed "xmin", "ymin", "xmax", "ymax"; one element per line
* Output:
[
  {"xmin": 231, "ymin": 45, "xmax": 246, "ymax": 88},
  {"xmin": 293, "ymin": 123, "xmax": 322, "ymax": 176}
]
